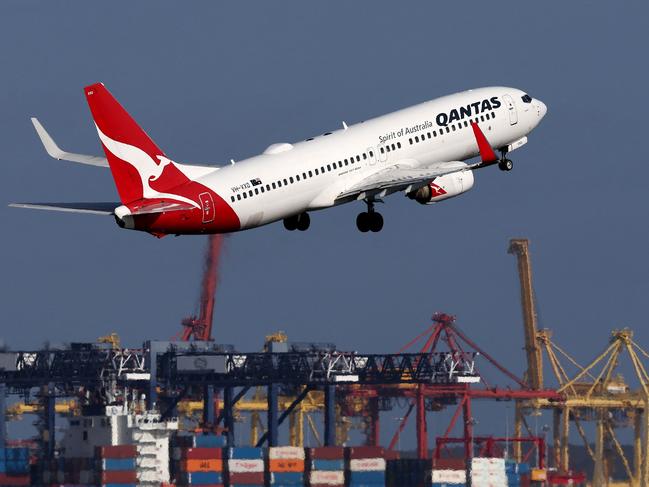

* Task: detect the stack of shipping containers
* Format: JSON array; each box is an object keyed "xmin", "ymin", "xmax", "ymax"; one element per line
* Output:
[
  {"xmin": 226, "ymin": 446, "xmax": 265, "ymax": 485},
  {"xmin": 267, "ymin": 446, "xmax": 304, "ymax": 486},
  {"xmin": 307, "ymin": 446, "xmax": 345, "ymax": 487}
]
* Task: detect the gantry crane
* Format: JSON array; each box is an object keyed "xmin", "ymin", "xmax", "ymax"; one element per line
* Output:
[{"xmin": 508, "ymin": 238, "xmax": 649, "ymax": 486}]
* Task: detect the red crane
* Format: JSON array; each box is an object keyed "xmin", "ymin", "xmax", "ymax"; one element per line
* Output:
[{"xmin": 179, "ymin": 235, "xmax": 223, "ymax": 341}]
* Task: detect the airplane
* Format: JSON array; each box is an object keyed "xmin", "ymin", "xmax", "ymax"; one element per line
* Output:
[{"xmin": 11, "ymin": 83, "xmax": 546, "ymax": 236}]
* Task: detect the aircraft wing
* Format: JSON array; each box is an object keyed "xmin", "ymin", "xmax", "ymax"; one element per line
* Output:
[{"xmin": 337, "ymin": 160, "xmax": 476, "ymax": 201}]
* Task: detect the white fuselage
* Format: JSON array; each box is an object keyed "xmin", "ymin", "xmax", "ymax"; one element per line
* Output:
[{"xmin": 194, "ymin": 87, "xmax": 546, "ymax": 229}]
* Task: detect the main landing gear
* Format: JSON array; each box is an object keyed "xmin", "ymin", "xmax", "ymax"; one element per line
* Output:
[
  {"xmin": 356, "ymin": 200, "xmax": 383, "ymax": 233},
  {"xmin": 498, "ymin": 149, "xmax": 513, "ymax": 172},
  {"xmin": 283, "ymin": 212, "xmax": 310, "ymax": 231}
]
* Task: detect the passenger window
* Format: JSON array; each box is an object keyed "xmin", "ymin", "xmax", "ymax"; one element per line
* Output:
[
  {"xmin": 427, "ymin": 133, "xmax": 431, "ymax": 139},
  {"xmin": 237, "ymin": 194, "xmax": 241, "ymax": 200},
  {"xmin": 356, "ymin": 155, "xmax": 360, "ymax": 162},
  {"xmin": 362, "ymin": 153, "xmax": 367, "ymax": 159},
  {"xmin": 320, "ymin": 167, "xmax": 325, "ymax": 173},
  {"xmin": 249, "ymin": 190, "xmax": 253, "ymax": 196},
  {"xmin": 452, "ymin": 125, "xmax": 456, "ymax": 132},
  {"xmin": 415, "ymin": 136, "xmax": 419, "ymax": 143},
  {"xmin": 265, "ymin": 184, "xmax": 270, "ymax": 191},
  {"xmin": 369, "ymin": 150, "xmax": 374, "ymax": 157},
  {"xmin": 327, "ymin": 164, "xmax": 331, "ymax": 171},
  {"xmin": 297, "ymin": 175, "xmax": 301, "ymax": 181},
  {"xmin": 243, "ymin": 193, "xmax": 247, "ymax": 199},
  {"xmin": 261, "ymin": 187, "xmax": 265, "ymax": 193},
  {"xmin": 391, "ymin": 144, "xmax": 395, "ymax": 150},
  {"xmin": 433, "ymin": 131, "xmax": 437, "ymax": 137},
  {"xmin": 397, "ymin": 142, "xmax": 401, "ymax": 148},
  {"xmin": 308, "ymin": 170, "xmax": 313, "ymax": 177},
  {"xmin": 386, "ymin": 146, "xmax": 391, "ymax": 153},
  {"xmin": 480, "ymin": 115, "xmax": 485, "ymax": 122},
  {"xmin": 254, "ymin": 188, "xmax": 259, "ymax": 195},
  {"xmin": 344, "ymin": 160, "xmax": 348, "ymax": 166},
  {"xmin": 230, "ymin": 196, "xmax": 235, "ymax": 202},
  {"xmin": 409, "ymin": 138, "xmax": 413, "ymax": 145},
  {"xmin": 380, "ymin": 147, "xmax": 385, "ymax": 154},
  {"xmin": 283, "ymin": 178, "xmax": 288, "ymax": 185},
  {"xmin": 289, "ymin": 177, "xmax": 294, "ymax": 183},
  {"xmin": 272, "ymin": 182, "xmax": 276, "ymax": 189},
  {"xmin": 315, "ymin": 168, "xmax": 319, "ymax": 175},
  {"xmin": 278, "ymin": 181, "xmax": 282, "ymax": 187},
  {"xmin": 464, "ymin": 121, "xmax": 468, "ymax": 127},
  {"xmin": 445, "ymin": 127, "xmax": 450, "ymax": 133}
]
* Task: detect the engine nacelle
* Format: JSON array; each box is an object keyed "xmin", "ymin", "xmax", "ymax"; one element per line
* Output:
[{"xmin": 407, "ymin": 170, "xmax": 475, "ymax": 205}]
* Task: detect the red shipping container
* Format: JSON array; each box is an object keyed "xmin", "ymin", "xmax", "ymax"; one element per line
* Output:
[
  {"xmin": 308, "ymin": 447, "xmax": 345, "ymax": 459},
  {"xmin": 0, "ymin": 474, "xmax": 30, "ymax": 486},
  {"xmin": 384, "ymin": 449, "xmax": 400, "ymax": 460},
  {"xmin": 184, "ymin": 447, "xmax": 222, "ymax": 460},
  {"xmin": 228, "ymin": 471, "xmax": 265, "ymax": 483},
  {"xmin": 432, "ymin": 457, "xmax": 466, "ymax": 469},
  {"xmin": 311, "ymin": 485, "xmax": 344, "ymax": 487},
  {"xmin": 97, "ymin": 444, "xmax": 138, "ymax": 458},
  {"xmin": 348, "ymin": 446, "xmax": 385, "ymax": 459},
  {"xmin": 100, "ymin": 470, "xmax": 138, "ymax": 483}
]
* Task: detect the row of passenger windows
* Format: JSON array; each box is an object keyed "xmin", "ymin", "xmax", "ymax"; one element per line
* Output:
[
  {"xmin": 230, "ymin": 150, "xmax": 375, "ymax": 203},
  {"xmin": 409, "ymin": 111, "xmax": 496, "ymax": 145},
  {"xmin": 380, "ymin": 141, "xmax": 402, "ymax": 154}
]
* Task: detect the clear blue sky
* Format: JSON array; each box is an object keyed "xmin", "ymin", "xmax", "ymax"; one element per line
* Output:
[{"xmin": 2, "ymin": 1, "xmax": 648, "ymax": 444}]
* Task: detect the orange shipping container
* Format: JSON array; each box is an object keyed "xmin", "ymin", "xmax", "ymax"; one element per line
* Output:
[
  {"xmin": 269, "ymin": 459, "xmax": 305, "ymax": 472},
  {"xmin": 182, "ymin": 459, "xmax": 223, "ymax": 472}
]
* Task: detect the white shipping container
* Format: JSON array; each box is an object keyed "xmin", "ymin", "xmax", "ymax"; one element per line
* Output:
[
  {"xmin": 268, "ymin": 446, "xmax": 306, "ymax": 460},
  {"xmin": 432, "ymin": 469, "xmax": 466, "ymax": 483},
  {"xmin": 228, "ymin": 459, "xmax": 265, "ymax": 473},
  {"xmin": 471, "ymin": 457, "xmax": 505, "ymax": 473},
  {"xmin": 310, "ymin": 470, "xmax": 345, "ymax": 485},
  {"xmin": 349, "ymin": 458, "xmax": 386, "ymax": 471}
]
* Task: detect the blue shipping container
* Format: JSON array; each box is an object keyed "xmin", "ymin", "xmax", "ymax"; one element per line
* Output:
[
  {"xmin": 194, "ymin": 434, "xmax": 227, "ymax": 448},
  {"xmin": 187, "ymin": 471, "xmax": 223, "ymax": 484},
  {"xmin": 102, "ymin": 458, "xmax": 136, "ymax": 471},
  {"xmin": 5, "ymin": 460, "xmax": 30, "ymax": 474},
  {"xmin": 270, "ymin": 471, "xmax": 304, "ymax": 484},
  {"xmin": 102, "ymin": 484, "xmax": 137, "ymax": 487},
  {"xmin": 311, "ymin": 458, "xmax": 345, "ymax": 470},
  {"xmin": 518, "ymin": 462, "xmax": 531, "ymax": 474},
  {"xmin": 227, "ymin": 447, "xmax": 264, "ymax": 459},
  {"xmin": 4, "ymin": 448, "xmax": 29, "ymax": 461},
  {"xmin": 349, "ymin": 470, "xmax": 386, "ymax": 483}
]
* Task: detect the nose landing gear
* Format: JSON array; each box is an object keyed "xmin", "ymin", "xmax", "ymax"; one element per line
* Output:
[
  {"xmin": 356, "ymin": 200, "xmax": 383, "ymax": 232},
  {"xmin": 498, "ymin": 149, "xmax": 513, "ymax": 171}
]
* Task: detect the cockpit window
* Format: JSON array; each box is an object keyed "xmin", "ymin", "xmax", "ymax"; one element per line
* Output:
[{"xmin": 521, "ymin": 94, "xmax": 532, "ymax": 103}]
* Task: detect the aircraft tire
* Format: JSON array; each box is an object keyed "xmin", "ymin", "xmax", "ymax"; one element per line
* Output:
[
  {"xmin": 356, "ymin": 212, "xmax": 370, "ymax": 232},
  {"xmin": 297, "ymin": 212, "xmax": 310, "ymax": 231},
  {"xmin": 369, "ymin": 212, "xmax": 384, "ymax": 232},
  {"xmin": 499, "ymin": 159, "xmax": 513, "ymax": 171},
  {"xmin": 283, "ymin": 216, "xmax": 298, "ymax": 231}
]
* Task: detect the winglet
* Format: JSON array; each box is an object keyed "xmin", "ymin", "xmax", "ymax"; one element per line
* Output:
[
  {"xmin": 470, "ymin": 121, "xmax": 498, "ymax": 164},
  {"xmin": 30, "ymin": 117, "xmax": 108, "ymax": 167}
]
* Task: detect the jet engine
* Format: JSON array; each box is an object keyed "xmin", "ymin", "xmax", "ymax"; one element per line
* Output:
[{"xmin": 407, "ymin": 170, "xmax": 474, "ymax": 205}]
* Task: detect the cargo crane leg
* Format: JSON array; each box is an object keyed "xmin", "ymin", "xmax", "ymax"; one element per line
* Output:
[
  {"xmin": 416, "ymin": 385, "xmax": 427, "ymax": 459},
  {"xmin": 223, "ymin": 387, "xmax": 235, "ymax": 447},
  {"xmin": 324, "ymin": 385, "xmax": 336, "ymax": 446},
  {"xmin": 0, "ymin": 383, "xmax": 5, "ymax": 450},
  {"xmin": 43, "ymin": 382, "xmax": 56, "ymax": 459},
  {"xmin": 267, "ymin": 383, "xmax": 279, "ymax": 447},
  {"xmin": 203, "ymin": 385, "xmax": 215, "ymax": 426}
]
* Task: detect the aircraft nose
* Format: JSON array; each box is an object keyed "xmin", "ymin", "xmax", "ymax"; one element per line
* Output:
[{"xmin": 536, "ymin": 99, "xmax": 547, "ymax": 119}]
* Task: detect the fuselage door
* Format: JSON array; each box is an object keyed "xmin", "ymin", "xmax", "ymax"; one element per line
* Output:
[
  {"xmin": 199, "ymin": 192, "xmax": 215, "ymax": 224},
  {"xmin": 503, "ymin": 94, "xmax": 518, "ymax": 125}
]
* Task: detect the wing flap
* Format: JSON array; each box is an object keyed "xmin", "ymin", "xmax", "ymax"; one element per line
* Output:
[{"xmin": 338, "ymin": 160, "xmax": 471, "ymax": 200}]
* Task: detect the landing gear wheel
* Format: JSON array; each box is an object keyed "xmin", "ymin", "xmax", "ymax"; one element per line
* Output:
[
  {"xmin": 296, "ymin": 212, "xmax": 310, "ymax": 231},
  {"xmin": 356, "ymin": 212, "xmax": 370, "ymax": 232},
  {"xmin": 283, "ymin": 216, "xmax": 298, "ymax": 231},
  {"xmin": 498, "ymin": 158, "xmax": 513, "ymax": 171},
  {"xmin": 369, "ymin": 212, "xmax": 383, "ymax": 232}
]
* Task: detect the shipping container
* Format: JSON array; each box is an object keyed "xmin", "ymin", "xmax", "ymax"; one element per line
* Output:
[
  {"xmin": 96, "ymin": 444, "xmax": 138, "ymax": 459},
  {"xmin": 347, "ymin": 446, "xmax": 385, "ymax": 459},
  {"xmin": 268, "ymin": 446, "xmax": 305, "ymax": 460},
  {"xmin": 180, "ymin": 458, "xmax": 224, "ymax": 472},
  {"xmin": 227, "ymin": 447, "xmax": 265, "ymax": 459},
  {"xmin": 311, "ymin": 459, "xmax": 345, "ymax": 471},
  {"xmin": 308, "ymin": 447, "xmax": 345, "ymax": 460},
  {"xmin": 228, "ymin": 459, "xmax": 264, "ymax": 473},
  {"xmin": 269, "ymin": 471, "xmax": 304, "ymax": 484},
  {"xmin": 102, "ymin": 457, "xmax": 137, "ymax": 471},
  {"xmin": 228, "ymin": 470, "xmax": 265, "ymax": 484},
  {"xmin": 268, "ymin": 458, "xmax": 304, "ymax": 472}
]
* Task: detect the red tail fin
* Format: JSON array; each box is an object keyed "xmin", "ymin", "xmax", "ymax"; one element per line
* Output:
[{"xmin": 84, "ymin": 83, "xmax": 184, "ymax": 204}]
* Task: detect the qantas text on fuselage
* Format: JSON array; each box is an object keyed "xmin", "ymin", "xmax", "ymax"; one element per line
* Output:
[{"xmin": 12, "ymin": 84, "xmax": 546, "ymax": 236}]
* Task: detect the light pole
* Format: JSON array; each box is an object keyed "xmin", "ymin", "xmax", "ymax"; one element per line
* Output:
[{"xmin": 394, "ymin": 416, "xmax": 404, "ymax": 451}]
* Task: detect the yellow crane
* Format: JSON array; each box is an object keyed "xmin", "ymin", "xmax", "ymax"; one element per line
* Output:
[{"xmin": 508, "ymin": 238, "xmax": 649, "ymax": 486}]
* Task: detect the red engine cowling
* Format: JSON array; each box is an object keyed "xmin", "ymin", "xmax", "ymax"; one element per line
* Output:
[{"xmin": 407, "ymin": 171, "xmax": 475, "ymax": 205}]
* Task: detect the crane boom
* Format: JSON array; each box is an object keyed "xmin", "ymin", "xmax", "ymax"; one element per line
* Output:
[
  {"xmin": 508, "ymin": 238, "xmax": 543, "ymax": 390},
  {"xmin": 181, "ymin": 235, "xmax": 223, "ymax": 341}
]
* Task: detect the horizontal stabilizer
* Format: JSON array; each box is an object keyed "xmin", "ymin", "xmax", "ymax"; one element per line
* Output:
[
  {"xmin": 31, "ymin": 118, "xmax": 109, "ymax": 167},
  {"xmin": 8, "ymin": 202, "xmax": 118, "ymax": 215}
]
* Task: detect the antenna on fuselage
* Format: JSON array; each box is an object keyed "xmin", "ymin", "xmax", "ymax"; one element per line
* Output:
[
  {"xmin": 230, "ymin": 159, "xmax": 236, "ymax": 165},
  {"xmin": 342, "ymin": 121, "xmax": 348, "ymax": 130}
]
